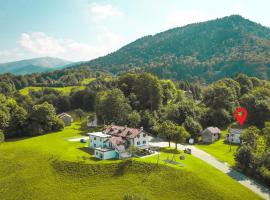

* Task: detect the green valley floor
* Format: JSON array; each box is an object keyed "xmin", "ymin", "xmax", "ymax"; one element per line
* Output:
[{"xmin": 0, "ymin": 123, "xmax": 263, "ymax": 200}]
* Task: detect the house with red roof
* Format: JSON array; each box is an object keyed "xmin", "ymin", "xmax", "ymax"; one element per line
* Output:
[{"xmin": 88, "ymin": 125, "xmax": 150, "ymax": 159}]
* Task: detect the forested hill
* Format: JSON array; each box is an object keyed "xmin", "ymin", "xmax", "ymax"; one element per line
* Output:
[
  {"xmin": 72, "ymin": 15, "xmax": 270, "ymax": 82},
  {"xmin": 0, "ymin": 57, "xmax": 72, "ymax": 75}
]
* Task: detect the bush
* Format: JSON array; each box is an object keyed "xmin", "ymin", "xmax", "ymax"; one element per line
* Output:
[{"xmin": 0, "ymin": 130, "xmax": 4, "ymax": 142}]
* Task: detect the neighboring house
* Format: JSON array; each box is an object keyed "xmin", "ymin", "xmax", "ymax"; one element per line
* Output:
[
  {"xmin": 88, "ymin": 125, "xmax": 150, "ymax": 160},
  {"xmin": 227, "ymin": 128, "xmax": 243, "ymax": 144},
  {"xmin": 58, "ymin": 113, "xmax": 73, "ymax": 126},
  {"xmin": 201, "ymin": 127, "xmax": 221, "ymax": 143},
  {"xmin": 87, "ymin": 115, "xmax": 98, "ymax": 127}
]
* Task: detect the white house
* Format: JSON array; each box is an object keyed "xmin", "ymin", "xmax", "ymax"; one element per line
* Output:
[
  {"xmin": 58, "ymin": 113, "xmax": 73, "ymax": 126},
  {"xmin": 88, "ymin": 125, "xmax": 150, "ymax": 160},
  {"xmin": 227, "ymin": 128, "xmax": 243, "ymax": 144}
]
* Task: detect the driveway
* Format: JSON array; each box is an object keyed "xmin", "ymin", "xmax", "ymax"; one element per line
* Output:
[{"xmin": 149, "ymin": 137, "xmax": 270, "ymax": 200}]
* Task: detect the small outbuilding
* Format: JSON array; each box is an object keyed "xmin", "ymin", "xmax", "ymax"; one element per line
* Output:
[
  {"xmin": 58, "ymin": 113, "xmax": 73, "ymax": 126},
  {"xmin": 201, "ymin": 127, "xmax": 221, "ymax": 143},
  {"xmin": 227, "ymin": 128, "xmax": 243, "ymax": 144}
]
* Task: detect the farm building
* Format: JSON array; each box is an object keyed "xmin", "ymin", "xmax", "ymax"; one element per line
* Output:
[
  {"xmin": 201, "ymin": 127, "xmax": 221, "ymax": 143},
  {"xmin": 58, "ymin": 113, "xmax": 73, "ymax": 126},
  {"xmin": 227, "ymin": 128, "xmax": 243, "ymax": 144}
]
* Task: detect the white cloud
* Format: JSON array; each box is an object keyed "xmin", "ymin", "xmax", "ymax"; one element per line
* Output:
[
  {"xmin": 88, "ymin": 3, "xmax": 123, "ymax": 22},
  {"xmin": 19, "ymin": 31, "xmax": 126, "ymax": 61},
  {"xmin": 164, "ymin": 10, "xmax": 213, "ymax": 29}
]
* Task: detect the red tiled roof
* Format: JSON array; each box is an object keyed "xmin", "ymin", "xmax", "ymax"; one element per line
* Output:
[
  {"xmin": 104, "ymin": 125, "xmax": 141, "ymax": 139},
  {"xmin": 109, "ymin": 136, "xmax": 125, "ymax": 145}
]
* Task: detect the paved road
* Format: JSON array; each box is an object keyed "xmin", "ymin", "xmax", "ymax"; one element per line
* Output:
[{"xmin": 149, "ymin": 138, "xmax": 270, "ymax": 200}]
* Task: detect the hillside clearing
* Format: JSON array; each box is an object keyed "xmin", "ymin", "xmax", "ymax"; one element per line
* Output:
[{"xmin": 0, "ymin": 123, "xmax": 262, "ymax": 200}]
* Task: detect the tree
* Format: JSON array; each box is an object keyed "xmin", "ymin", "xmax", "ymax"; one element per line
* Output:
[
  {"xmin": 96, "ymin": 89, "xmax": 131, "ymax": 125},
  {"xmin": 127, "ymin": 111, "xmax": 141, "ymax": 128},
  {"xmin": 171, "ymin": 126, "xmax": 190, "ymax": 150},
  {"xmin": 154, "ymin": 120, "xmax": 175, "ymax": 147},
  {"xmin": 56, "ymin": 96, "xmax": 71, "ymax": 113},
  {"xmin": 203, "ymin": 82, "xmax": 238, "ymax": 114},
  {"xmin": 160, "ymin": 80, "xmax": 177, "ymax": 104},
  {"xmin": 134, "ymin": 73, "xmax": 162, "ymax": 111},
  {"xmin": 262, "ymin": 122, "xmax": 270, "ymax": 146},
  {"xmin": 26, "ymin": 102, "xmax": 62, "ymax": 136},
  {"xmin": 235, "ymin": 145, "xmax": 253, "ymax": 171},
  {"xmin": 183, "ymin": 117, "xmax": 202, "ymax": 141},
  {"xmin": 0, "ymin": 130, "xmax": 4, "ymax": 143},
  {"xmin": 241, "ymin": 126, "xmax": 260, "ymax": 148},
  {"xmin": 235, "ymin": 74, "xmax": 253, "ymax": 95},
  {"xmin": 140, "ymin": 110, "xmax": 157, "ymax": 133},
  {"xmin": 241, "ymin": 87, "xmax": 270, "ymax": 127},
  {"xmin": 4, "ymin": 105, "xmax": 27, "ymax": 138},
  {"xmin": 74, "ymin": 108, "xmax": 85, "ymax": 121}
]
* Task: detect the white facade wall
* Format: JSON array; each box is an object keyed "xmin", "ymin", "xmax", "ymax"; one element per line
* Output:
[
  {"xmin": 94, "ymin": 149, "xmax": 116, "ymax": 160},
  {"xmin": 89, "ymin": 135, "xmax": 111, "ymax": 148},
  {"xmin": 133, "ymin": 131, "xmax": 149, "ymax": 147},
  {"xmin": 227, "ymin": 134, "xmax": 241, "ymax": 144}
]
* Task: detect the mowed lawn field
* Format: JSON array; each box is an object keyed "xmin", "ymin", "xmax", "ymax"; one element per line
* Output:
[
  {"xmin": 196, "ymin": 129, "xmax": 239, "ymax": 166},
  {"xmin": 0, "ymin": 123, "xmax": 262, "ymax": 200}
]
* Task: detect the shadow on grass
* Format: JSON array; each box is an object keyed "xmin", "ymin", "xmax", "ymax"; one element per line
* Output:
[
  {"xmin": 78, "ymin": 147, "xmax": 94, "ymax": 154},
  {"xmin": 113, "ymin": 160, "xmax": 133, "ymax": 177},
  {"xmin": 5, "ymin": 137, "xmax": 31, "ymax": 142},
  {"xmin": 159, "ymin": 148, "xmax": 181, "ymax": 154}
]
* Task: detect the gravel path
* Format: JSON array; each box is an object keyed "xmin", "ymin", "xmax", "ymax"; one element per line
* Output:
[{"xmin": 149, "ymin": 138, "xmax": 270, "ymax": 200}]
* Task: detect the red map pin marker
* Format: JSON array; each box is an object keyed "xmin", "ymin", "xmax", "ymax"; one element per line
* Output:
[{"xmin": 235, "ymin": 107, "xmax": 248, "ymax": 126}]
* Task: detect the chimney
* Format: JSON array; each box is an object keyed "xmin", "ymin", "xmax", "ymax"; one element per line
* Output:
[
  {"xmin": 140, "ymin": 126, "xmax": 143, "ymax": 131},
  {"xmin": 125, "ymin": 125, "xmax": 127, "ymax": 128}
]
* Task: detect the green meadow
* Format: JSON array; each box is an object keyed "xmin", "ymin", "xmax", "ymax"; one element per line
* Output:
[
  {"xmin": 196, "ymin": 129, "xmax": 239, "ymax": 166},
  {"xmin": 19, "ymin": 86, "xmax": 86, "ymax": 95},
  {"xmin": 0, "ymin": 123, "xmax": 261, "ymax": 200}
]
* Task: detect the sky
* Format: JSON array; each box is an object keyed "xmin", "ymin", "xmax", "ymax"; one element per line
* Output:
[{"xmin": 0, "ymin": 0, "xmax": 270, "ymax": 63}]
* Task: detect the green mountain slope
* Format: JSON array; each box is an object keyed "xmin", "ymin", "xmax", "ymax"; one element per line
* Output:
[
  {"xmin": 0, "ymin": 57, "xmax": 72, "ymax": 75},
  {"xmin": 74, "ymin": 15, "xmax": 270, "ymax": 82}
]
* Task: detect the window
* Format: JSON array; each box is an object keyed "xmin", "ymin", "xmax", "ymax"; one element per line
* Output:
[
  {"xmin": 96, "ymin": 151, "xmax": 98, "ymax": 155},
  {"xmin": 94, "ymin": 137, "xmax": 96, "ymax": 140},
  {"xmin": 100, "ymin": 154, "xmax": 103, "ymax": 159},
  {"xmin": 137, "ymin": 135, "xmax": 140, "ymax": 138},
  {"xmin": 137, "ymin": 141, "xmax": 140, "ymax": 145},
  {"xmin": 143, "ymin": 134, "xmax": 146, "ymax": 137},
  {"xmin": 94, "ymin": 144, "xmax": 96, "ymax": 147},
  {"xmin": 143, "ymin": 141, "xmax": 146, "ymax": 144}
]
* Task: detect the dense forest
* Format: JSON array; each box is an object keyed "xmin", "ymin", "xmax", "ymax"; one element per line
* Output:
[
  {"xmin": 0, "ymin": 69, "xmax": 270, "ymax": 185},
  {"xmin": 72, "ymin": 15, "xmax": 270, "ymax": 82}
]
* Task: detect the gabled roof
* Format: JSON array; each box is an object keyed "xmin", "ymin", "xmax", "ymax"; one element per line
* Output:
[
  {"xmin": 203, "ymin": 127, "xmax": 221, "ymax": 134},
  {"xmin": 108, "ymin": 136, "xmax": 126, "ymax": 145},
  {"xmin": 229, "ymin": 128, "xmax": 243, "ymax": 135},
  {"xmin": 104, "ymin": 125, "xmax": 143, "ymax": 139},
  {"xmin": 58, "ymin": 113, "xmax": 73, "ymax": 119}
]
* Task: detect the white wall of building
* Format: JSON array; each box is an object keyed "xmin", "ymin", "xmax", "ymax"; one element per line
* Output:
[{"xmin": 133, "ymin": 131, "xmax": 149, "ymax": 147}]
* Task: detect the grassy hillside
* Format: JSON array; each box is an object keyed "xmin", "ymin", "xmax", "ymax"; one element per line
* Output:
[
  {"xmin": 0, "ymin": 123, "xmax": 262, "ymax": 200},
  {"xmin": 19, "ymin": 86, "xmax": 86, "ymax": 95},
  {"xmin": 196, "ymin": 129, "xmax": 239, "ymax": 166}
]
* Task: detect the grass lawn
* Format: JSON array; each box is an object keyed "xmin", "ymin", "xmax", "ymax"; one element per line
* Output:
[
  {"xmin": 0, "ymin": 124, "xmax": 261, "ymax": 200},
  {"xmin": 19, "ymin": 86, "xmax": 86, "ymax": 95},
  {"xmin": 196, "ymin": 129, "xmax": 239, "ymax": 166},
  {"xmin": 81, "ymin": 78, "xmax": 96, "ymax": 85}
]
